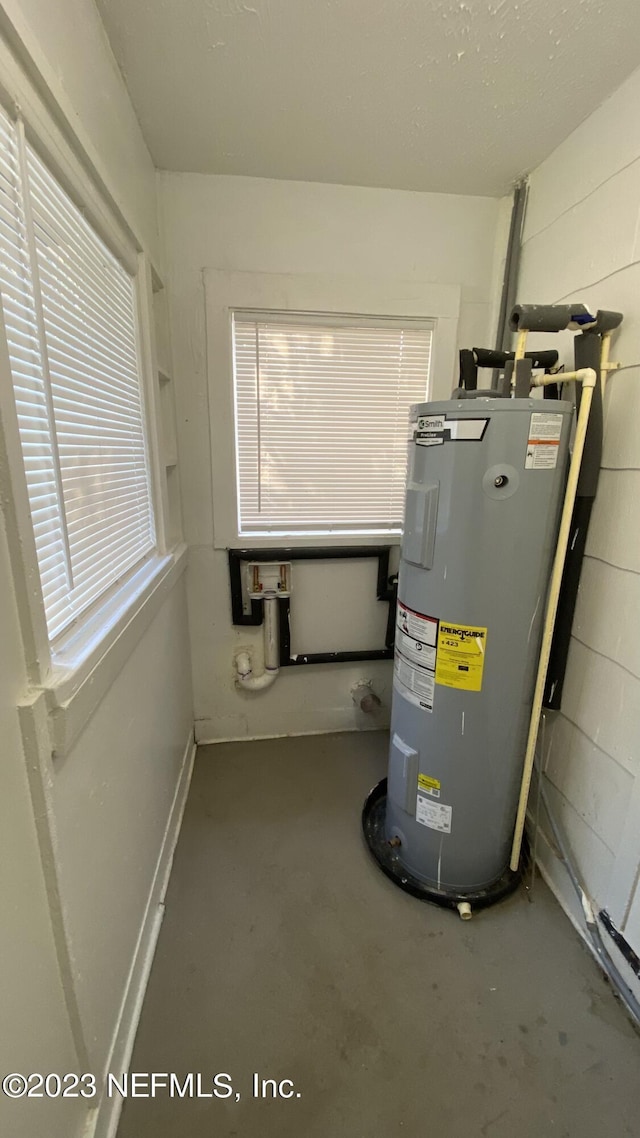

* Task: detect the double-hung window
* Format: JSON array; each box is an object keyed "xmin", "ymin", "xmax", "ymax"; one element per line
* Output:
[
  {"xmin": 0, "ymin": 106, "xmax": 155, "ymax": 642},
  {"xmin": 232, "ymin": 311, "xmax": 433, "ymax": 537}
]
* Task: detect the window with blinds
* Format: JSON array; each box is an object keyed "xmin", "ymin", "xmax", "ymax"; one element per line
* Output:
[
  {"xmin": 232, "ymin": 312, "xmax": 433, "ymax": 535},
  {"xmin": 0, "ymin": 106, "xmax": 155, "ymax": 642}
]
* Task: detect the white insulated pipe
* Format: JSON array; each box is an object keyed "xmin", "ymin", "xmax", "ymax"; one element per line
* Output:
[
  {"xmin": 599, "ymin": 332, "xmax": 612, "ymax": 399},
  {"xmin": 513, "ymin": 328, "xmax": 529, "ymax": 363},
  {"xmin": 531, "ymin": 368, "xmax": 595, "ymax": 387},
  {"xmin": 236, "ymin": 594, "xmax": 280, "ymax": 691},
  {"xmin": 509, "ymin": 366, "xmax": 597, "ymax": 871}
]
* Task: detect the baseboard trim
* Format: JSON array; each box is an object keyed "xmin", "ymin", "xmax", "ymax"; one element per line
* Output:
[
  {"xmin": 85, "ymin": 730, "xmax": 196, "ymax": 1138},
  {"xmin": 197, "ymin": 724, "xmax": 388, "ymax": 746}
]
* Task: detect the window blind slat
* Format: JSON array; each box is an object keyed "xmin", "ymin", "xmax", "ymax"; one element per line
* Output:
[
  {"xmin": 37, "ymin": 276, "xmax": 138, "ymax": 364},
  {"xmin": 26, "ymin": 153, "xmax": 135, "ymax": 324},
  {"xmin": 0, "ymin": 106, "xmax": 155, "ymax": 641},
  {"xmin": 233, "ymin": 314, "xmax": 431, "ymax": 534},
  {"xmin": 0, "ymin": 109, "xmax": 70, "ymax": 630}
]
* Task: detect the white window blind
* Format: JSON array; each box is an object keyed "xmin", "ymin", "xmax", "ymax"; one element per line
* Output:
[
  {"xmin": 233, "ymin": 312, "xmax": 433, "ymax": 534},
  {"xmin": 0, "ymin": 107, "xmax": 155, "ymax": 641}
]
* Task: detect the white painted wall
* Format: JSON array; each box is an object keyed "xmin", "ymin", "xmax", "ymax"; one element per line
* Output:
[
  {"xmin": 518, "ymin": 65, "xmax": 640, "ymax": 997},
  {"xmin": 158, "ymin": 172, "xmax": 506, "ymax": 741},
  {"xmin": 50, "ymin": 581, "xmax": 193, "ymax": 1077},
  {"xmin": 0, "ymin": 5, "xmax": 193, "ymax": 1136},
  {"xmin": 0, "ymin": 517, "xmax": 84, "ymax": 1138}
]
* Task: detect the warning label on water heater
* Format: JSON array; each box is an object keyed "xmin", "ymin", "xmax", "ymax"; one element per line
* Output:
[
  {"xmin": 525, "ymin": 412, "xmax": 563, "ymax": 469},
  {"xmin": 418, "ymin": 773, "xmax": 441, "ymax": 798},
  {"xmin": 393, "ymin": 601, "xmax": 438, "ymax": 712},
  {"xmin": 435, "ymin": 621, "xmax": 487, "ymax": 692},
  {"xmin": 416, "ymin": 796, "xmax": 452, "ymax": 833}
]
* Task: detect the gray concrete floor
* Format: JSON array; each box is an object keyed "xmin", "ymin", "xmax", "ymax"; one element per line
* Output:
[{"xmin": 117, "ymin": 731, "xmax": 640, "ymax": 1138}]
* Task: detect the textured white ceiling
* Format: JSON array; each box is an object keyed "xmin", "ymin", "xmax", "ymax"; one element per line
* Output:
[{"xmin": 97, "ymin": 0, "xmax": 640, "ymax": 196}]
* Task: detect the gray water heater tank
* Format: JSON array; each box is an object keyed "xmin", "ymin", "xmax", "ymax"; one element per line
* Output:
[{"xmin": 384, "ymin": 397, "xmax": 572, "ymax": 896}]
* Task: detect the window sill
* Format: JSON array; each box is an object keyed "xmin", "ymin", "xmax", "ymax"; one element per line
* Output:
[
  {"xmin": 219, "ymin": 532, "xmax": 402, "ymax": 551},
  {"xmin": 42, "ymin": 544, "xmax": 188, "ymax": 758}
]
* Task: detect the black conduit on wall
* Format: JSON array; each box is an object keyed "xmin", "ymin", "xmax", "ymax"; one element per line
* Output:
[
  {"xmin": 543, "ymin": 330, "xmax": 603, "ymax": 709},
  {"xmin": 228, "ymin": 547, "xmax": 397, "ymax": 667}
]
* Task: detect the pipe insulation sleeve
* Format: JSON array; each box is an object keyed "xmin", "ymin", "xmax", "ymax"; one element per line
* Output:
[{"xmin": 510, "ymin": 304, "xmax": 595, "ymax": 333}]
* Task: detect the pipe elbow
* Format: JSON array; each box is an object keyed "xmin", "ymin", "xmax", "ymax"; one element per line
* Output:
[
  {"xmin": 577, "ymin": 366, "xmax": 597, "ymax": 389},
  {"xmin": 237, "ymin": 667, "xmax": 279, "ymax": 692}
]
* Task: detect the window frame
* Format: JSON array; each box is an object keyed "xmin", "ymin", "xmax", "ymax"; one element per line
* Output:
[
  {"xmin": 231, "ymin": 309, "xmax": 436, "ymax": 538},
  {"xmin": 0, "ymin": 89, "xmax": 176, "ymax": 697},
  {"xmin": 205, "ymin": 269, "xmax": 460, "ymax": 550}
]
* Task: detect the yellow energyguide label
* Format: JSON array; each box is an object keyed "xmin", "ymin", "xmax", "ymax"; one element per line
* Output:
[{"xmin": 435, "ymin": 621, "xmax": 487, "ymax": 691}]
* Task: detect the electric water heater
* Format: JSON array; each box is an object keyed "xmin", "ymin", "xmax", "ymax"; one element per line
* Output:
[{"xmin": 369, "ymin": 397, "xmax": 573, "ymax": 908}]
